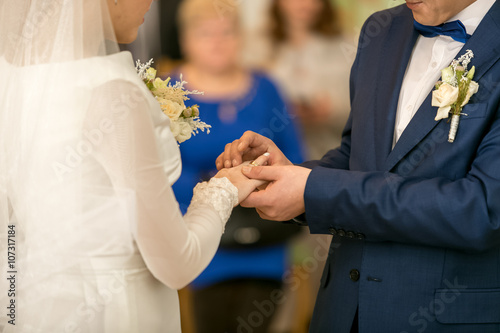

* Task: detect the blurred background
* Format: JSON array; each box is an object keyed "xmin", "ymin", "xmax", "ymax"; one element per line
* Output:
[{"xmin": 123, "ymin": 0, "xmax": 405, "ymax": 332}]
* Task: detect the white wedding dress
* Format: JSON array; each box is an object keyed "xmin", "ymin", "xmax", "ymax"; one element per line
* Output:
[{"xmin": 0, "ymin": 51, "xmax": 237, "ymax": 332}]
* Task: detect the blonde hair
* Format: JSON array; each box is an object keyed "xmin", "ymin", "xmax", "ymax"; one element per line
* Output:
[{"xmin": 177, "ymin": 0, "xmax": 241, "ymax": 33}]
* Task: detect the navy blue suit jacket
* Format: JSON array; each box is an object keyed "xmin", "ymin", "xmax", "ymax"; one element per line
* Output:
[{"xmin": 303, "ymin": 3, "xmax": 500, "ymax": 332}]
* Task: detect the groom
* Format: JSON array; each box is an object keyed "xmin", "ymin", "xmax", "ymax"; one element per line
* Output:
[{"xmin": 217, "ymin": 0, "xmax": 500, "ymax": 332}]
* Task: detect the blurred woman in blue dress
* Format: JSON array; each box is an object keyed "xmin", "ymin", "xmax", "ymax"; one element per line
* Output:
[{"xmin": 171, "ymin": 0, "xmax": 304, "ymax": 332}]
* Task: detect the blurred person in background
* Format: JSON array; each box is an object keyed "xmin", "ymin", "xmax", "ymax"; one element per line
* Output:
[
  {"xmin": 242, "ymin": 1, "xmax": 355, "ymax": 331},
  {"xmin": 170, "ymin": 0, "xmax": 304, "ymax": 332},
  {"xmin": 265, "ymin": 0, "xmax": 352, "ymax": 160}
]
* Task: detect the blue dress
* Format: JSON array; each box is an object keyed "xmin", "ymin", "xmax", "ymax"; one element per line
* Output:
[{"xmin": 172, "ymin": 72, "xmax": 304, "ymax": 289}]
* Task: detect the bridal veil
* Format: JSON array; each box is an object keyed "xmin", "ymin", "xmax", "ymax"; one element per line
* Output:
[
  {"xmin": 0, "ymin": 0, "xmax": 218, "ymax": 331},
  {"xmin": 0, "ymin": 1, "xmax": 139, "ymax": 330}
]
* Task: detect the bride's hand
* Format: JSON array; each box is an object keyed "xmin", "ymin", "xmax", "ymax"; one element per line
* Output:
[{"xmin": 214, "ymin": 153, "xmax": 270, "ymax": 204}]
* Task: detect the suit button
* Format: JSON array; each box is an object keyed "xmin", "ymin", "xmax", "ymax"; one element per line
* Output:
[
  {"xmin": 356, "ymin": 233, "xmax": 365, "ymax": 240},
  {"xmin": 328, "ymin": 228, "xmax": 337, "ymax": 236},
  {"xmin": 338, "ymin": 229, "xmax": 346, "ymax": 237},
  {"xmin": 346, "ymin": 231, "xmax": 355, "ymax": 239},
  {"xmin": 350, "ymin": 269, "xmax": 360, "ymax": 282}
]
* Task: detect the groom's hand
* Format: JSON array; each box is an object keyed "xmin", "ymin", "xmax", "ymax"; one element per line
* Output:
[
  {"xmin": 240, "ymin": 164, "xmax": 311, "ymax": 221},
  {"xmin": 216, "ymin": 131, "xmax": 292, "ymax": 170}
]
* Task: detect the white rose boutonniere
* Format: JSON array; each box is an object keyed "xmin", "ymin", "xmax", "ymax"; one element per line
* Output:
[
  {"xmin": 136, "ymin": 59, "xmax": 211, "ymax": 144},
  {"xmin": 432, "ymin": 49, "xmax": 479, "ymax": 143}
]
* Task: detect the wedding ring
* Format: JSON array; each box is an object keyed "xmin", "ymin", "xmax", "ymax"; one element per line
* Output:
[{"xmin": 250, "ymin": 152, "xmax": 270, "ymax": 167}]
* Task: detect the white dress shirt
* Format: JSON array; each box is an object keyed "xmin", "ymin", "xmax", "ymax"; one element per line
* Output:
[{"xmin": 392, "ymin": 0, "xmax": 496, "ymax": 147}]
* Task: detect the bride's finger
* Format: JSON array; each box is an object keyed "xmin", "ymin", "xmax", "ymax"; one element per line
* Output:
[
  {"xmin": 257, "ymin": 182, "xmax": 269, "ymax": 191},
  {"xmin": 249, "ymin": 152, "xmax": 270, "ymax": 167},
  {"xmin": 237, "ymin": 178, "xmax": 267, "ymax": 204}
]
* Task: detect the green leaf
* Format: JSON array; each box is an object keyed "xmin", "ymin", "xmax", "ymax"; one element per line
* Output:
[{"xmin": 467, "ymin": 66, "xmax": 476, "ymax": 80}]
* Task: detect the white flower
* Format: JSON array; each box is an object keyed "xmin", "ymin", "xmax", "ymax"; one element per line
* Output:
[
  {"xmin": 170, "ymin": 121, "xmax": 181, "ymax": 138},
  {"xmin": 434, "ymin": 105, "xmax": 452, "ymax": 121},
  {"xmin": 461, "ymin": 80, "xmax": 479, "ymax": 106},
  {"xmin": 170, "ymin": 120, "xmax": 192, "ymax": 143},
  {"xmin": 159, "ymin": 99, "xmax": 185, "ymax": 121},
  {"xmin": 432, "ymin": 83, "xmax": 459, "ymax": 121},
  {"xmin": 432, "ymin": 83, "xmax": 459, "ymax": 107}
]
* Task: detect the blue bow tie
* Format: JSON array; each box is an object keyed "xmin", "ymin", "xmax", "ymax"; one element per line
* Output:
[{"xmin": 414, "ymin": 20, "xmax": 471, "ymax": 43}]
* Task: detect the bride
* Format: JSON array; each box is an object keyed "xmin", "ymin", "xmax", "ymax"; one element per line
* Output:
[{"xmin": 0, "ymin": 0, "xmax": 267, "ymax": 332}]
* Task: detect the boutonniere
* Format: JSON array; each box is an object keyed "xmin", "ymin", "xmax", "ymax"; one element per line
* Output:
[
  {"xmin": 136, "ymin": 59, "xmax": 211, "ymax": 144},
  {"xmin": 432, "ymin": 49, "xmax": 479, "ymax": 143}
]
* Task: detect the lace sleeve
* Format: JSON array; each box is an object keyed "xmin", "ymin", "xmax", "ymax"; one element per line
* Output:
[{"xmin": 189, "ymin": 177, "xmax": 238, "ymax": 230}]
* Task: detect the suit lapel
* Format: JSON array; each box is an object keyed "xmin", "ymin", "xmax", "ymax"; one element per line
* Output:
[
  {"xmin": 463, "ymin": 1, "xmax": 500, "ymax": 83},
  {"xmin": 384, "ymin": 1, "xmax": 500, "ymax": 172},
  {"xmin": 373, "ymin": 14, "xmax": 419, "ymax": 170},
  {"xmin": 384, "ymin": 93, "xmax": 438, "ymax": 172}
]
